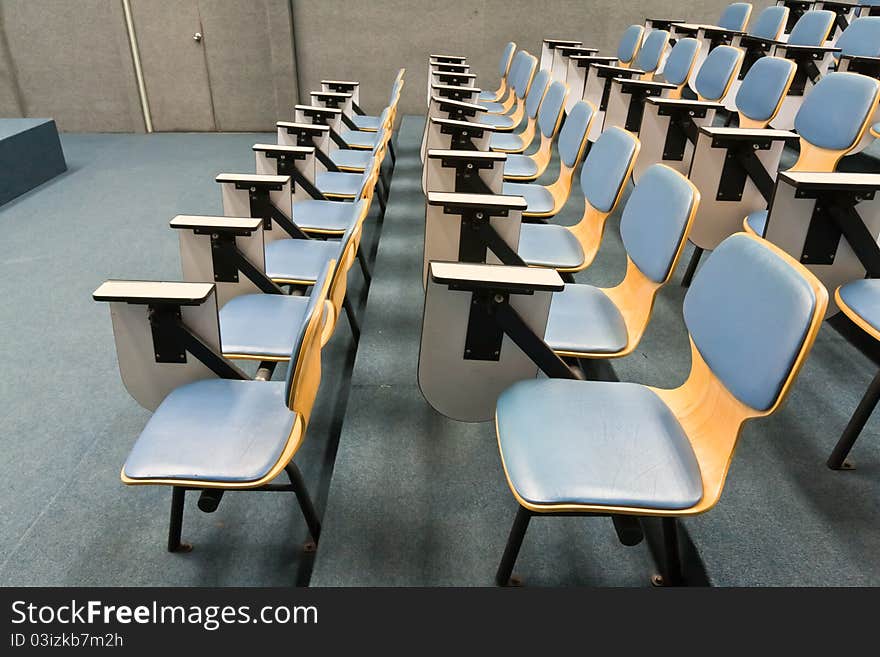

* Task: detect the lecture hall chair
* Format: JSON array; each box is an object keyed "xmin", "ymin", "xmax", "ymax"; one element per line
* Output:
[
  {"xmin": 515, "ymin": 126, "xmax": 639, "ymax": 273},
  {"xmin": 494, "ymin": 232, "xmax": 828, "ymax": 586},
  {"xmin": 498, "ymin": 80, "xmax": 567, "ymax": 181},
  {"xmin": 102, "ymin": 262, "xmax": 335, "ymax": 554}
]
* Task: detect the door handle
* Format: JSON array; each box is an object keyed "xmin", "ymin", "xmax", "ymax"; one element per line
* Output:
[{"xmin": 193, "ymin": 32, "xmax": 203, "ymax": 42}]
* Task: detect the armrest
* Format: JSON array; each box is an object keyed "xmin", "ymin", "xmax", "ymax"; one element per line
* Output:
[
  {"xmin": 93, "ymin": 280, "xmax": 215, "ymax": 305},
  {"xmin": 432, "ymin": 83, "xmax": 483, "ymax": 93},
  {"xmin": 427, "ymin": 149, "xmax": 507, "ymax": 162},
  {"xmin": 646, "ymin": 18, "xmax": 686, "ymax": 25},
  {"xmin": 697, "ymin": 25, "xmax": 745, "ymax": 38},
  {"xmin": 431, "ymin": 54, "xmax": 467, "ymax": 62},
  {"xmin": 592, "ymin": 63, "xmax": 647, "ymax": 76},
  {"xmin": 647, "ymin": 97, "xmax": 725, "ymax": 111},
  {"xmin": 277, "ymin": 121, "xmax": 329, "ymax": 134},
  {"xmin": 570, "ymin": 55, "xmax": 618, "ymax": 68},
  {"xmin": 840, "ymin": 54, "xmax": 880, "ymax": 64},
  {"xmin": 253, "ymin": 143, "xmax": 315, "ymax": 159},
  {"xmin": 322, "ymin": 79, "xmax": 359, "ymax": 86},
  {"xmin": 542, "ymin": 38, "xmax": 583, "ymax": 48},
  {"xmin": 429, "ymin": 261, "xmax": 563, "ymax": 293},
  {"xmin": 427, "ymin": 191, "xmax": 528, "ymax": 212},
  {"xmin": 776, "ymin": 44, "xmax": 842, "ymax": 58},
  {"xmin": 295, "ymin": 104, "xmax": 343, "ymax": 114},
  {"xmin": 613, "ymin": 78, "xmax": 677, "ymax": 91},
  {"xmin": 778, "ymin": 171, "xmax": 880, "ymax": 191},
  {"xmin": 432, "ymin": 71, "xmax": 477, "ymax": 79},
  {"xmin": 169, "ymin": 215, "xmax": 262, "ymax": 235},
  {"xmin": 430, "ymin": 96, "xmax": 488, "ymax": 113},
  {"xmin": 430, "ymin": 116, "xmax": 499, "ymax": 132},
  {"xmin": 310, "ymin": 91, "xmax": 352, "ymax": 99},
  {"xmin": 556, "ymin": 46, "xmax": 599, "ymax": 56},
  {"xmin": 699, "ymin": 126, "xmax": 800, "ymax": 143},
  {"xmin": 431, "ymin": 62, "xmax": 470, "ymax": 71},
  {"xmin": 216, "ymin": 173, "xmax": 289, "ymax": 187}
]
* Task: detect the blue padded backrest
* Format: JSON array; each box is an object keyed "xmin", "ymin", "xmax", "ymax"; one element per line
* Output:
[
  {"xmin": 736, "ymin": 56, "xmax": 795, "ymax": 122},
  {"xmin": 749, "ymin": 6, "xmax": 787, "ymax": 40},
  {"xmin": 718, "ymin": 3, "xmax": 752, "ymax": 31},
  {"xmin": 663, "ymin": 38, "xmax": 700, "ymax": 86},
  {"xmin": 285, "ymin": 259, "xmax": 334, "ymax": 403},
  {"xmin": 795, "ymin": 72, "xmax": 880, "ymax": 150},
  {"xmin": 558, "ymin": 101, "xmax": 594, "ymax": 168},
  {"xmin": 836, "ymin": 17, "xmax": 880, "ymax": 58},
  {"xmin": 636, "ymin": 30, "xmax": 669, "ymax": 72},
  {"xmin": 788, "ymin": 10, "xmax": 834, "ymax": 45},
  {"xmin": 694, "ymin": 45, "xmax": 742, "ymax": 101},
  {"xmin": 525, "ymin": 69, "xmax": 551, "ymax": 119},
  {"xmin": 617, "ymin": 25, "xmax": 644, "ymax": 63},
  {"xmin": 506, "ymin": 52, "xmax": 525, "ymax": 93},
  {"xmin": 514, "ymin": 54, "xmax": 537, "ymax": 99},
  {"xmin": 620, "ymin": 164, "xmax": 695, "ymax": 284},
  {"xmin": 683, "ymin": 234, "xmax": 816, "ymax": 411},
  {"xmin": 580, "ymin": 127, "xmax": 638, "ymax": 212},
  {"xmin": 537, "ymin": 81, "xmax": 567, "ymax": 137},
  {"xmin": 500, "ymin": 42, "xmax": 516, "ymax": 76}
]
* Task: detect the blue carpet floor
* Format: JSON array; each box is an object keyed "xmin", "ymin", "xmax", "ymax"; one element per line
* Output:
[{"xmin": 2, "ymin": 125, "xmax": 879, "ymax": 587}]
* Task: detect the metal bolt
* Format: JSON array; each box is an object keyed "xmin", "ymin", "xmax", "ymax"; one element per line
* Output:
[
  {"xmin": 494, "ymin": 294, "xmax": 504, "ymax": 303},
  {"xmin": 466, "ymin": 163, "xmax": 473, "ymax": 169},
  {"xmin": 476, "ymin": 212, "xmax": 484, "ymax": 219}
]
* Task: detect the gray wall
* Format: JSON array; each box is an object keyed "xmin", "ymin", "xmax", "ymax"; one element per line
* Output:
[{"xmin": 0, "ymin": 0, "xmax": 771, "ymax": 131}]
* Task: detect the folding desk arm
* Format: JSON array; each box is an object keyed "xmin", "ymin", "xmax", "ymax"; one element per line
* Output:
[
  {"xmin": 429, "ymin": 262, "xmax": 581, "ymax": 380},
  {"xmin": 276, "ymin": 121, "xmax": 340, "ymax": 172},
  {"xmin": 429, "ymin": 117, "xmax": 498, "ymax": 150},
  {"xmin": 426, "ymin": 149, "xmax": 507, "ymax": 194}
]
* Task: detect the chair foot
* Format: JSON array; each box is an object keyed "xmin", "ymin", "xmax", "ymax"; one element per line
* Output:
[
  {"xmin": 167, "ymin": 487, "xmax": 193, "ymax": 553},
  {"xmin": 495, "ymin": 506, "xmax": 531, "ymax": 586},
  {"xmin": 285, "ymin": 463, "xmax": 321, "ymax": 544},
  {"xmin": 681, "ymin": 246, "xmax": 703, "ymax": 287},
  {"xmin": 653, "ymin": 517, "xmax": 684, "ymax": 586},
  {"xmin": 827, "ymin": 369, "xmax": 880, "ymax": 470}
]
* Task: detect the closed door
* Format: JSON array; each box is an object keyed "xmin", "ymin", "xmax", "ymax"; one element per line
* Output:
[{"xmin": 131, "ymin": 0, "xmax": 297, "ymax": 132}]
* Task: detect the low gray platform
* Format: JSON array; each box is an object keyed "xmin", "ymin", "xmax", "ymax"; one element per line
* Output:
[{"xmin": 0, "ymin": 118, "xmax": 67, "ymax": 206}]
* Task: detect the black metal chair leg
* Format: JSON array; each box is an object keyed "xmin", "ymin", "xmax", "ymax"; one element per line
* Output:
[
  {"xmin": 495, "ymin": 506, "xmax": 532, "ymax": 586},
  {"xmin": 652, "ymin": 517, "xmax": 684, "ymax": 586},
  {"xmin": 681, "ymin": 246, "xmax": 703, "ymax": 287},
  {"xmin": 343, "ymin": 294, "xmax": 361, "ymax": 342},
  {"xmin": 357, "ymin": 246, "xmax": 373, "ymax": 283},
  {"xmin": 285, "ymin": 463, "xmax": 321, "ymax": 544},
  {"xmin": 827, "ymin": 369, "xmax": 880, "ymax": 470},
  {"xmin": 388, "ymin": 139, "xmax": 397, "ymax": 165},
  {"xmin": 167, "ymin": 487, "xmax": 192, "ymax": 553}
]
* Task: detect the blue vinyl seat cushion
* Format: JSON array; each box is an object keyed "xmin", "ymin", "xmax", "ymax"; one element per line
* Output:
[
  {"xmin": 490, "ymin": 131, "xmax": 527, "ymax": 151},
  {"xmin": 479, "ymin": 89, "xmax": 498, "ymax": 101},
  {"xmin": 736, "ymin": 56, "xmax": 795, "ymax": 123},
  {"xmin": 544, "ymin": 284, "xmax": 628, "ymax": 354},
  {"xmin": 838, "ymin": 279, "xmax": 880, "ymax": 337},
  {"xmin": 749, "ymin": 6, "xmax": 788, "ymax": 40},
  {"xmin": 503, "ymin": 154, "xmax": 539, "ymax": 178},
  {"xmin": 683, "ymin": 233, "xmax": 817, "ymax": 411},
  {"xmin": 788, "ymin": 10, "xmax": 835, "ymax": 46},
  {"xmin": 662, "ymin": 38, "xmax": 700, "ymax": 87},
  {"xmin": 496, "ymin": 379, "xmax": 703, "ymax": 510},
  {"xmin": 123, "ymin": 379, "xmax": 296, "ymax": 483},
  {"xmin": 718, "ymin": 2, "xmax": 752, "ymax": 31},
  {"xmin": 341, "ymin": 128, "xmax": 378, "ymax": 148},
  {"xmin": 265, "ymin": 238, "xmax": 342, "ymax": 283},
  {"xmin": 293, "ymin": 199, "xmax": 359, "ymax": 234},
  {"xmin": 477, "ymin": 113, "xmax": 516, "ymax": 129},
  {"xmin": 351, "ymin": 114, "xmax": 381, "ymax": 131},
  {"xmin": 872, "ymin": 122, "xmax": 880, "ymax": 138},
  {"xmin": 480, "ymin": 100, "xmax": 507, "ymax": 113},
  {"xmin": 220, "ymin": 294, "xmax": 310, "ymax": 358},
  {"xmin": 836, "ymin": 17, "xmax": 880, "ymax": 58},
  {"xmin": 502, "ymin": 182, "xmax": 554, "ymax": 214},
  {"xmin": 517, "ymin": 223, "xmax": 584, "ymax": 269},
  {"xmin": 558, "ymin": 101, "xmax": 595, "ymax": 168},
  {"xmin": 581, "ymin": 126, "xmax": 638, "ymax": 213},
  {"xmin": 795, "ymin": 73, "xmax": 880, "ymax": 151},
  {"xmin": 694, "ymin": 45, "xmax": 742, "ymax": 101},
  {"xmin": 745, "ymin": 209, "xmax": 767, "ymax": 235},
  {"xmin": 330, "ymin": 148, "xmax": 372, "ymax": 171},
  {"xmin": 316, "ymin": 171, "xmax": 362, "ymax": 197},
  {"xmin": 617, "ymin": 25, "xmax": 644, "ymax": 63}
]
